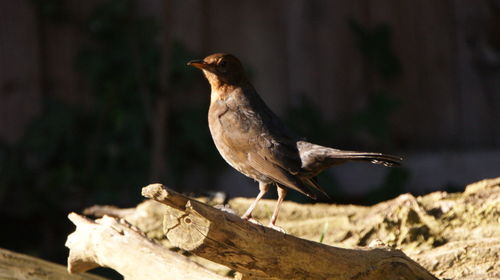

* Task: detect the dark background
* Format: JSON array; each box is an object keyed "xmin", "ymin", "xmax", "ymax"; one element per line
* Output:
[{"xmin": 0, "ymin": 0, "xmax": 499, "ymax": 273}]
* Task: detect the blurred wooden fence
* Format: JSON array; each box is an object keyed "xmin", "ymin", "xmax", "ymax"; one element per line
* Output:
[{"xmin": 1, "ymin": 0, "xmax": 499, "ymax": 149}]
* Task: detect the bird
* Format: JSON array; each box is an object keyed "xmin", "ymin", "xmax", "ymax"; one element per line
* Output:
[{"xmin": 188, "ymin": 53, "xmax": 402, "ymax": 231}]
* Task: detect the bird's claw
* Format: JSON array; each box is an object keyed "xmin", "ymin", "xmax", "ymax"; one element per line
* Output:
[
  {"xmin": 246, "ymin": 217, "xmax": 263, "ymax": 226},
  {"xmin": 243, "ymin": 216, "xmax": 285, "ymax": 233}
]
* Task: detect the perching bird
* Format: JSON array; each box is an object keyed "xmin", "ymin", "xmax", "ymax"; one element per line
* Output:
[{"xmin": 188, "ymin": 53, "xmax": 402, "ymax": 231}]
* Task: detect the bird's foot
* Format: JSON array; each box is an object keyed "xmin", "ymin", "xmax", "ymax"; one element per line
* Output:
[
  {"xmin": 246, "ymin": 217, "xmax": 263, "ymax": 226},
  {"xmin": 268, "ymin": 223, "xmax": 286, "ymax": 233},
  {"xmin": 240, "ymin": 213, "xmax": 251, "ymax": 220},
  {"xmin": 241, "ymin": 214, "xmax": 263, "ymax": 225}
]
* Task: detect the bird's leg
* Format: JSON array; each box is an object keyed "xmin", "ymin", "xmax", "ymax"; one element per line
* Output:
[
  {"xmin": 269, "ymin": 185, "xmax": 287, "ymax": 232},
  {"xmin": 241, "ymin": 182, "xmax": 270, "ymax": 220}
]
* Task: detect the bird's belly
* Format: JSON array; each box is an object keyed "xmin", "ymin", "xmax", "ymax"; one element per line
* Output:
[
  {"xmin": 208, "ymin": 110, "xmax": 270, "ymax": 183},
  {"xmin": 214, "ymin": 143, "xmax": 267, "ymax": 182}
]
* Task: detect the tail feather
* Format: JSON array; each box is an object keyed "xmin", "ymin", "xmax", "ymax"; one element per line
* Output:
[
  {"xmin": 301, "ymin": 177, "xmax": 331, "ymax": 200},
  {"xmin": 327, "ymin": 151, "xmax": 402, "ymax": 167},
  {"xmin": 297, "ymin": 141, "xmax": 403, "ymax": 176}
]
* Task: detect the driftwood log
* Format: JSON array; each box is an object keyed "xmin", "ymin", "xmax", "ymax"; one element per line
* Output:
[
  {"xmin": 142, "ymin": 183, "xmax": 437, "ymax": 280},
  {"xmin": 73, "ymin": 177, "xmax": 499, "ymax": 279},
  {"xmin": 0, "ymin": 247, "xmax": 105, "ymax": 280},
  {"xmin": 65, "ymin": 213, "xmax": 229, "ymax": 280}
]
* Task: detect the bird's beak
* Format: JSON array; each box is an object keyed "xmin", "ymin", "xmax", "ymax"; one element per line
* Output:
[{"xmin": 187, "ymin": 59, "xmax": 208, "ymax": 70}]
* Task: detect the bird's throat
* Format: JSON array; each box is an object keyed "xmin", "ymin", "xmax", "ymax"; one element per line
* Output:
[
  {"xmin": 202, "ymin": 70, "xmax": 246, "ymax": 103},
  {"xmin": 210, "ymin": 85, "xmax": 234, "ymax": 103},
  {"xmin": 204, "ymin": 73, "xmax": 238, "ymax": 102}
]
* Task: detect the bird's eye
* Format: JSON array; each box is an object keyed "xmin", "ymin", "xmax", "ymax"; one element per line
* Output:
[{"xmin": 219, "ymin": 60, "xmax": 226, "ymax": 67}]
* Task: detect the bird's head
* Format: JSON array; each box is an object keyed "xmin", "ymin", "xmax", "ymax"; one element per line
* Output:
[{"xmin": 187, "ymin": 53, "xmax": 247, "ymax": 89}]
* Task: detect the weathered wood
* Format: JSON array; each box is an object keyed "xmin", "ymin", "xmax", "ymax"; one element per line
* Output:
[
  {"xmin": 0, "ymin": 247, "xmax": 106, "ymax": 280},
  {"xmin": 142, "ymin": 183, "xmax": 437, "ymax": 280},
  {"xmin": 83, "ymin": 178, "xmax": 500, "ymax": 279},
  {"xmin": 66, "ymin": 213, "xmax": 230, "ymax": 280}
]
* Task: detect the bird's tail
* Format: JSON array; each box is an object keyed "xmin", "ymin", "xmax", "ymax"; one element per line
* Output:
[
  {"xmin": 323, "ymin": 150, "xmax": 402, "ymax": 167},
  {"xmin": 297, "ymin": 141, "xmax": 402, "ymax": 176}
]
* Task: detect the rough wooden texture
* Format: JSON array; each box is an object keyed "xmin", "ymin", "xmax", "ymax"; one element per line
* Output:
[
  {"xmin": 66, "ymin": 213, "xmax": 229, "ymax": 280},
  {"xmin": 0, "ymin": 247, "xmax": 106, "ymax": 280},
  {"xmin": 410, "ymin": 178, "xmax": 500, "ymax": 279},
  {"xmin": 227, "ymin": 177, "xmax": 500, "ymax": 280},
  {"xmin": 142, "ymin": 183, "xmax": 436, "ymax": 280},
  {"xmin": 85, "ymin": 177, "xmax": 500, "ymax": 279},
  {"xmin": 83, "ymin": 200, "xmax": 233, "ymax": 276}
]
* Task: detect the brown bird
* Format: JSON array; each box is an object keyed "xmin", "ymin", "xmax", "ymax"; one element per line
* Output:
[{"xmin": 188, "ymin": 53, "xmax": 402, "ymax": 230}]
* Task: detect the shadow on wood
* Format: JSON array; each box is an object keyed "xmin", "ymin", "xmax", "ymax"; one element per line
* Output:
[{"xmin": 142, "ymin": 183, "xmax": 437, "ymax": 280}]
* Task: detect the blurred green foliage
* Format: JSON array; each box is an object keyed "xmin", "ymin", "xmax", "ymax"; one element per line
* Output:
[
  {"xmin": 349, "ymin": 19, "xmax": 402, "ymax": 80},
  {"xmin": 30, "ymin": 0, "xmax": 67, "ymax": 21},
  {"xmin": 2, "ymin": 0, "xmax": 222, "ymax": 205},
  {"xmin": 0, "ymin": 0, "xmax": 218, "ymax": 266}
]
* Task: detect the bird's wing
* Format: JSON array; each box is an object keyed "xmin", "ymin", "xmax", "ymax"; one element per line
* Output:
[
  {"xmin": 249, "ymin": 98, "xmax": 331, "ymax": 199},
  {"xmin": 247, "ymin": 151, "xmax": 317, "ymax": 199},
  {"xmin": 252, "ymin": 137, "xmax": 330, "ymax": 199},
  {"xmin": 217, "ymin": 95, "xmax": 318, "ymax": 198}
]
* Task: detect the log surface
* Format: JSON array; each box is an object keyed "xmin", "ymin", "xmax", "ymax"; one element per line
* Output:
[
  {"xmin": 142, "ymin": 183, "xmax": 437, "ymax": 280},
  {"xmin": 0, "ymin": 247, "xmax": 106, "ymax": 280},
  {"xmin": 66, "ymin": 213, "xmax": 229, "ymax": 280}
]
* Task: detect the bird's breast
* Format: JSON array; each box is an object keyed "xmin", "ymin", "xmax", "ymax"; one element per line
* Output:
[{"xmin": 208, "ymin": 99, "xmax": 270, "ymax": 182}]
